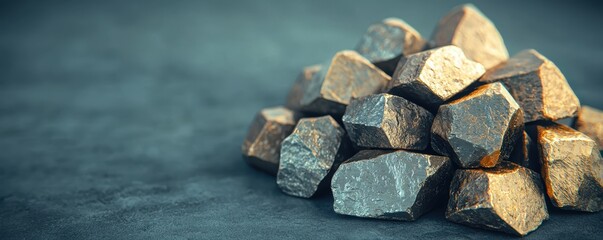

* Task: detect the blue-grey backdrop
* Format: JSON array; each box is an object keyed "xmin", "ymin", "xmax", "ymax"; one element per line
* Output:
[{"xmin": 1, "ymin": 0, "xmax": 602, "ymax": 239}]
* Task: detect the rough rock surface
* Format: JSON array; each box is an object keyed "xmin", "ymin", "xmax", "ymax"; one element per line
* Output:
[
  {"xmin": 388, "ymin": 45, "xmax": 485, "ymax": 108},
  {"xmin": 536, "ymin": 123, "xmax": 603, "ymax": 212},
  {"xmin": 286, "ymin": 65, "xmax": 322, "ymax": 110},
  {"xmin": 242, "ymin": 106, "xmax": 299, "ymax": 174},
  {"xmin": 446, "ymin": 162, "xmax": 549, "ymax": 236},
  {"xmin": 300, "ymin": 50, "xmax": 391, "ymax": 116},
  {"xmin": 277, "ymin": 116, "xmax": 352, "ymax": 198},
  {"xmin": 332, "ymin": 150, "xmax": 453, "ymax": 221},
  {"xmin": 431, "ymin": 82, "xmax": 524, "ymax": 168},
  {"xmin": 355, "ymin": 18, "xmax": 425, "ymax": 75},
  {"xmin": 342, "ymin": 93, "xmax": 433, "ymax": 150},
  {"xmin": 481, "ymin": 49, "xmax": 580, "ymax": 122},
  {"xmin": 508, "ymin": 130, "xmax": 538, "ymax": 170},
  {"xmin": 574, "ymin": 106, "xmax": 603, "ymax": 150},
  {"xmin": 430, "ymin": 4, "xmax": 508, "ymax": 69}
]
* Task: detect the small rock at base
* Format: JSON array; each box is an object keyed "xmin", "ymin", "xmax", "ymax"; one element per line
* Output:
[
  {"xmin": 536, "ymin": 122, "xmax": 603, "ymax": 212},
  {"xmin": 242, "ymin": 106, "xmax": 299, "ymax": 175},
  {"xmin": 446, "ymin": 161, "xmax": 549, "ymax": 236}
]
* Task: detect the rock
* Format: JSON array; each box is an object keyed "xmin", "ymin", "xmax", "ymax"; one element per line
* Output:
[
  {"xmin": 331, "ymin": 150, "xmax": 453, "ymax": 221},
  {"xmin": 536, "ymin": 123, "xmax": 603, "ymax": 212},
  {"xmin": 300, "ymin": 50, "xmax": 391, "ymax": 116},
  {"xmin": 509, "ymin": 130, "xmax": 538, "ymax": 171},
  {"xmin": 446, "ymin": 162, "xmax": 548, "ymax": 236},
  {"xmin": 277, "ymin": 116, "xmax": 352, "ymax": 198},
  {"xmin": 355, "ymin": 18, "xmax": 425, "ymax": 75},
  {"xmin": 481, "ymin": 49, "xmax": 580, "ymax": 122},
  {"xmin": 573, "ymin": 106, "xmax": 603, "ymax": 150},
  {"xmin": 388, "ymin": 45, "xmax": 485, "ymax": 109},
  {"xmin": 342, "ymin": 93, "xmax": 433, "ymax": 150},
  {"xmin": 286, "ymin": 65, "xmax": 322, "ymax": 110},
  {"xmin": 431, "ymin": 82, "xmax": 523, "ymax": 168},
  {"xmin": 242, "ymin": 106, "xmax": 299, "ymax": 175},
  {"xmin": 430, "ymin": 4, "xmax": 508, "ymax": 69}
]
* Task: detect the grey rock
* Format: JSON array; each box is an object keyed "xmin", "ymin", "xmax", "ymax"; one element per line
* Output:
[
  {"xmin": 331, "ymin": 150, "xmax": 453, "ymax": 221},
  {"xmin": 431, "ymin": 82, "xmax": 524, "ymax": 168},
  {"xmin": 242, "ymin": 106, "xmax": 299, "ymax": 175},
  {"xmin": 388, "ymin": 45, "xmax": 485, "ymax": 109},
  {"xmin": 446, "ymin": 162, "xmax": 549, "ymax": 236},
  {"xmin": 277, "ymin": 116, "xmax": 352, "ymax": 198},
  {"xmin": 342, "ymin": 93, "xmax": 433, "ymax": 150},
  {"xmin": 355, "ymin": 18, "xmax": 425, "ymax": 75},
  {"xmin": 300, "ymin": 50, "xmax": 391, "ymax": 116},
  {"xmin": 285, "ymin": 65, "xmax": 322, "ymax": 110}
]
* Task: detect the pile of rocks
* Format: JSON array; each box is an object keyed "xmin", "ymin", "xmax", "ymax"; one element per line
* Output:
[{"xmin": 241, "ymin": 4, "xmax": 603, "ymax": 236}]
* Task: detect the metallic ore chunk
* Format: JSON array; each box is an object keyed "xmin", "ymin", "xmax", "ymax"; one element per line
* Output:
[
  {"xmin": 388, "ymin": 45, "xmax": 485, "ymax": 108},
  {"xmin": 574, "ymin": 106, "xmax": 603, "ymax": 150},
  {"xmin": 300, "ymin": 50, "xmax": 391, "ymax": 116},
  {"xmin": 536, "ymin": 123, "xmax": 603, "ymax": 212},
  {"xmin": 446, "ymin": 162, "xmax": 549, "ymax": 236},
  {"xmin": 431, "ymin": 82, "xmax": 523, "ymax": 168},
  {"xmin": 332, "ymin": 150, "xmax": 453, "ymax": 221},
  {"xmin": 342, "ymin": 93, "xmax": 433, "ymax": 150},
  {"xmin": 430, "ymin": 4, "xmax": 508, "ymax": 69},
  {"xmin": 242, "ymin": 106, "xmax": 299, "ymax": 175},
  {"xmin": 285, "ymin": 65, "xmax": 322, "ymax": 110},
  {"xmin": 277, "ymin": 116, "xmax": 352, "ymax": 198},
  {"xmin": 355, "ymin": 18, "xmax": 426, "ymax": 75},
  {"xmin": 481, "ymin": 49, "xmax": 580, "ymax": 122}
]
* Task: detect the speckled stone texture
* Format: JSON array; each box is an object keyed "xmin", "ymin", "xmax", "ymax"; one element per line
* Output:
[
  {"xmin": 355, "ymin": 18, "xmax": 425, "ymax": 74},
  {"xmin": 285, "ymin": 65, "xmax": 322, "ymax": 110},
  {"xmin": 1, "ymin": 1, "xmax": 603, "ymax": 239},
  {"xmin": 481, "ymin": 49, "xmax": 581, "ymax": 122},
  {"xmin": 388, "ymin": 45, "xmax": 485, "ymax": 109},
  {"xmin": 431, "ymin": 82, "xmax": 524, "ymax": 168},
  {"xmin": 430, "ymin": 4, "xmax": 508, "ymax": 69},
  {"xmin": 277, "ymin": 116, "xmax": 352, "ymax": 198},
  {"xmin": 574, "ymin": 106, "xmax": 603, "ymax": 150},
  {"xmin": 332, "ymin": 150, "xmax": 453, "ymax": 221},
  {"xmin": 300, "ymin": 50, "xmax": 391, "ymax": 116},
  {"xmin": 537, "ymin": 123, "xmax": 603, "ymax": 212},
  {"xmin": 342, "ymin": 93, "xmax": 433, "ymax": 150},
  {"xmin": 242, "ymin": 106, "xmax": 298, "ymax": 175},
  {"xmin": 446, "ymin": 162, "xmax": 549, "ymax": 236}
]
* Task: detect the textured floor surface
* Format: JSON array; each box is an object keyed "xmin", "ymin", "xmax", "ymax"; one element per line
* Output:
[{"xmin": 1, "ymin": 0, "xmax": 602, "ymax": 239}]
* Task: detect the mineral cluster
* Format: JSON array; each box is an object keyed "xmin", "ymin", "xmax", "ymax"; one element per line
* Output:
[{"xmin": 242, "ymin": 3, "xmax": 602, "ymax": 236}]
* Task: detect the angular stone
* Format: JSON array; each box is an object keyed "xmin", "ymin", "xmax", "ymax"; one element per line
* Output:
[
  {"xmin": 574, "ymin": 106, "xmax": 603, "ymax": 150},
  {"xmin": 388, "ymin": 45, "xmax": 485, "ymax": 108},
  {"xmin": 285, "ymin": 65, "xmax": 322, "ymax": 110},
  {"xmin": 431, "ymin": 82, "xmax": 523, "ymax": 168},
  {"xmin": 481, "ymin": 49, "xmax": 580, "ymax": 122},
  {"xmin": 277, "ymin": 116, "xmax": 352, "ymax": 198},
  {"xmin": 536, "ymin": 123, "xmax": 603, "ymax": 212},
  {"xmin": 242, "ymin": 107, "xmax": 299, "ymax": 175},
  {"xmin": 509, "ymin": 130, "xmax": 538, "ymax": 170},
  {"xmin": 342, "ymin": 93, "xmax": 433, "ymax": 150},
  {"xmin": 332, "ymin": 150, "xmax": 453, "ymax": 221},
  {"xmin": 300, "ymin": 50, "xmax": 391, "ymax": 116},
  {"xmin": 355, "ymin": 18, "xmax": 426, "ymax": 75},
  {"xmin": 430, "ymin": 4, "xmax": 508, "ymax": 69},
  {"xmin": 446, "ymin": 162, "xmax": 549, "ymax": 236}
]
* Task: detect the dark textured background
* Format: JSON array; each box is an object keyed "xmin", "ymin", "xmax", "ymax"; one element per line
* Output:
[{"xmin": 1, "ymin": 0, "xmax": 602, "ymax": 239}]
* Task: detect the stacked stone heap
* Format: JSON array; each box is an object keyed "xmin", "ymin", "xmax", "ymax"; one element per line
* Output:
[{"xmin": 241, "ymin": 4, "xmax": 603, "ymax": 236}]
